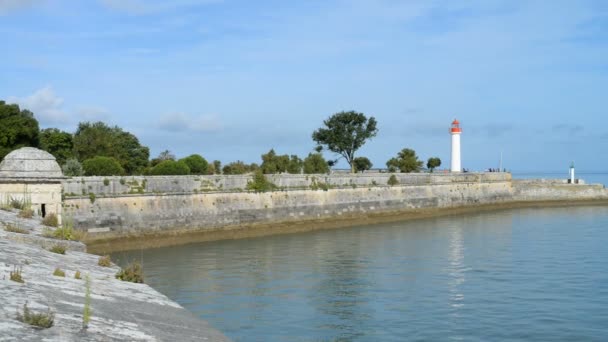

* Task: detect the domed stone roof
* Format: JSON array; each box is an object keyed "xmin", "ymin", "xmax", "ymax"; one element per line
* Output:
[{"xmin": 0, "ymin": 147, "xmax": 64, "ymax": 181}]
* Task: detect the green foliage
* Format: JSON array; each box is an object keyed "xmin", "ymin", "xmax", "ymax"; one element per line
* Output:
[
  {"xmin": 73, "ymin": 121, "xmax": 149, "ymax": 174},
  {"xmin": 51, "ymin": 220, "xmax": 85, "ymax": 241},
  {"xmin": 83, "ymin": 156, "xmax": 124, "ymax": 176},
  {"xmin": 213, "ymin": 160, "xmax": 222, "ymax": 174},
  {"xmin": 246, "ymin": 170, "xmax": 277, "ymax": 192},
  {"xmin": 386, "ymin": 148, "xmax": 424, "ymax": 173},
  {"xmin": 4, "ymin": 223, "xmax": 29, "ymax": 234},
  {"xmin": 16, "ymin": 303, "xmax": 54, "ymax": 329},
  {"xmin": 89, "ymin": 193, "xmax": 96, "ymax": 203},
  {"xmin": 0, "ymin": 101, "xmax": 40, "ymax": 160},
  {"xmin": 83, "ymin": 275, "xmax": 92, "ymax": 328},
  {"xmin": 53, "ymin": 267, "xmax": 65, "ymax": 277},
  {"xmin": 312, "ymin": 111, "xmax": 378, "ymax": 173},
  {"xmin": 387, "ymin": 174, "xmax": 399, "ymax": 186},
  {"xmin": 98, "ymin": 255, "xmax": 112, "ymax": 267},
  {"xmin": 39, "ymin": 128, "xmax": 73, "ymax": 165},
  {"xmin": 62, "ymin": 158, "xmax": 83, "ymax": 177},
  {"xmin": 261, "ymin": 149, "xmax": 302, "ymax": 174},
  {"xmin": 42, "ymin": 213, "xmax": 59, "ymax": 227},
  {"xmin": 353, "ymin": 156, "xmax": 373, "ymax": 173},
  {"xmin": 303, "ymin": 153, "xmax": 330, "ymax": 174},
  {"xmin": 116, "ymin": 261, "xmax": 144, "ymax": 283},
  {"xmin": 149, "ymin": 160, "xmax": 191, "ymax": 175},
  {"xmin": 10, "ymin": 266, "xmax": 24, "ymax": 283},
  {"xmin": 310, "ymin": 177, "xmax": 331, "ymax": 191},
  {"xmin": 10, "ymin": 196, "xmax": 29, "ymax": 210},
  {"xmin": 103, "ymin": 178, "xmax": 110, "ymax": 186},
  {"xmin": 151, "ymin": 150, "xmax": 175, "ymax": 166},
  {"xmin": 179, "ymin": 154, "xmax": 208, "ymax": 174},
  {"xmin": 426, "ymin": 157, "xmax": 442, "ymax": 172},
  {"xmin": 50, "ymin": 245, "xmax": 66, "ymax": 254},
  {"xmin": 222, "ymin": 161, "xmax": 253, "ymax": 175}
]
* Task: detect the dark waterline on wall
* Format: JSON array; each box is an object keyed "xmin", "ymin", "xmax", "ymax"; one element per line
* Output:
[{"xmin": 113, "ymin": 206, "xmax": 608, "ymax": 341}]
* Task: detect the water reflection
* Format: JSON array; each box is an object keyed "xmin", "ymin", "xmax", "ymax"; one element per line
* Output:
[{"xmin": 113, "ymin": 206, "xmax": 608, "ymax": 341}]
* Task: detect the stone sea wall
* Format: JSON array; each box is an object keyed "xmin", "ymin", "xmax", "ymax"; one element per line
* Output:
[{"xmin": 60, "ymin": 172, "xmax": 608, "ymax": 250}]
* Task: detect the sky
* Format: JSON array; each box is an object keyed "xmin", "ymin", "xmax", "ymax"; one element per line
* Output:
[{"xmin": 1, "ymin": 0, "xmax": 607, "ymax": 172}]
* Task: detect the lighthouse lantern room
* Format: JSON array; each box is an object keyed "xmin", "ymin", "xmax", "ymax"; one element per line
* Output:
[{"xmin": 450, "ymin": 119, "xmax": 462, "ymax": 172}]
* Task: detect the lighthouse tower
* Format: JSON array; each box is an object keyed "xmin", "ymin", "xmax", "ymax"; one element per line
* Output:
[{"xmin": 450, "ymin": 119, "xmax": 462, "ymax": 172}]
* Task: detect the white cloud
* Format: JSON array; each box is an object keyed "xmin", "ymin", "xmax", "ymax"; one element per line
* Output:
[
  {"xmin": 7, "ymin": 86, "xmax": 68, "ymax": 125},
  {"xmin": 158, "ymin": 113, "xmax": 222, "ymax": 133}
]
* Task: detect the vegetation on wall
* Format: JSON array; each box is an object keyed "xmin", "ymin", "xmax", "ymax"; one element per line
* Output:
[
  {"xmin": 82, "ymin": 156, "xmax": 124, "ymax": 176},
  {"xmin": 386, "ymin": 148, "xmax": 424, "ymax": 173},
  {"xmin": 179, "ymin": 154, "xmax": 208, "ymax": 174},
  {"xmin": 148, "ymin": 160, "xmax": 191, "ymax": 175},
  {"xmin": 303, "ymin": 153, "xmax": 330, "ymax": 174}
]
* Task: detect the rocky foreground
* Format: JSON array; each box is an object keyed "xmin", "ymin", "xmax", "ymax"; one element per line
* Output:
[{"xmin": 0, "ymin": 210, "xmax": 229, "ymax": 341}]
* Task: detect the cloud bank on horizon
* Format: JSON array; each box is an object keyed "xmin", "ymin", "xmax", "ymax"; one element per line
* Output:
[{"xmin": 1, "ymin": 0, "xmax": 607, "ymax": 172}]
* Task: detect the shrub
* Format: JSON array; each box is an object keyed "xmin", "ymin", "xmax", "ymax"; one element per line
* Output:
[
  {"xmin": 98, "ymin": 255, "xmax": 112, "ymax": 267},
  {"xmin": 10, "ymin": 266, "xmax": 24, "ymax": 283},
  {"xmin": 387, "ymin": 174, "xmax": 399, "ymax": 186},
  {"xmin": 303, "ymin": 153, "xmax": 330, "ymax": 174},
  {"xmin": 42, "ymin": 213, "xmax": 59, "ymax": 227},
  {"xmin": 149, "ymin": 160, "xmax": 190, "ymax": 175},
  {"xmin": 49, "ymin": 245, "xmax": 66, "ymax": 255},
  {"xmin": 4, "ymin": 223, "xmax": 29, "ymax": 234},
  {"xmin": 10, "ymin": 197, "xmax": 27, "ymax": 210},
  {"xmin": 18, "ymin": 209, "xmax": 34, "ymax": 218},
  {"xmin": 103, "ymin": 178, "xmax": 110, "ymax": 186},
  {"xmin": 222, "ymin": 161, "xmax": 250, "ymax": 175},
  {"xmin": 353, "ymin": 157, "xmax": 373, "ymax": 173},
  {"xmin": 179, "ymin": 154, "xmax": 208, "ymax": 174},
  {"xmin": 116, "ymin": 261, "xmax": 144, "ymax": 283},
  {"xmin": 74, "ymin": 270, "xmax": 82, "ymax": 279},
  {"xmin": 50, "ymin": 222, "xmax": 85, "ymax": 241},
  {"xmin": 16, "ymin": 303, "xmax": 54, "ymax": 329},
  {"xmin": 82, "ymin": 156, "xmax": 124, "ymax": 176},
  {"xmin": 89, "ymin": 193, "xmax": 96, "ymax": 204},
  {"xmin": 53, "ymin": 268, "xmax": 65, "ymax": 277},
  {"xmin": 246, "ymin": 170, "xmax": 277, "ymax": 193},
  {"xmin": 62, "ymin": 158, "xmax": 83, "ymax": 177}
]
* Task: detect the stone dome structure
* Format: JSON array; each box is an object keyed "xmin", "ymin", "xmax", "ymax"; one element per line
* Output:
[{"xmin": 0, "ymin": 147, "xmax": 64, "ymax": 181}]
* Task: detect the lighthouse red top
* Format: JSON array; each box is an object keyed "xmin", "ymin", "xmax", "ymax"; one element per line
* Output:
[{"xmin": 450, "ymin": 119, "xmax": 462, "ymax": 133}]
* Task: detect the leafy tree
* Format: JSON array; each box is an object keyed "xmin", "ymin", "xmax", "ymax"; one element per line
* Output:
[
  {"xmin": 73, "ymin": 122, "xmax": 149, "ymax": 174},
  {"xmin": 260, "ymin": 149, "xmax": 302, "ymax": 174},
  {"xmin": 151, "ymin": 150, "xmax": 175, "ymax": 166},
  {"xmin": 0, "ymin": 101, "xmax": 40, "ymax": 160},
  {"xmin": 206, "ymin": 163, "xmax": 216, "ymax": 175},
  {"xmin": 246, "ymin": 170, "xmax": 277, "ymax": 192},
  {"xmin": 222, "ymin": 161, "xmax": 249, "ymax": 175},
  {"xmin": 39, "ymin": 128, "xmax": 73, "ymax": 165},
  {"xmin": 387, "ymin": 174, "xmax": 399, "ymax": 186},
  {"xmin": 426, "ymin": 157, "xmax": 442, "ymax": 172},
  {"xmin": 353, "ymin": 157, "xmax": 373, "ymax": 173},
  {"xmin": 179, "ymin": 154, "xmax": 208, "ymax": 174},
  {"xmin": 213, "ymin": 160, "xmax": 222, "ymax": 174},
  {"xmin": 82, "ymin": 156, "xmax": 124, "ymax": 176},
  {"xmin": 312, "ymin": 111, "xmax": 378, "ymax": 173},
  {"xmin": 149, "ymin": 160, "xmax": 190, "ymax": 175},
  {"xmin": 386, "ymin": 148, "xmax": 423, "ymax": 173},
  {"xmin": 303, "ymin": 153, "xmax": 330, "ymax": 174},
  {"xmin": 62, "ymin": 158, "xmax": 83, "ymax": 177},
  {"xmin": 287, "ymin": 155, "xmax": 303, "ymax": 174}
]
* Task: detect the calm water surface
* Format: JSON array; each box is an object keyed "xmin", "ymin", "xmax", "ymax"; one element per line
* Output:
[{"xmin": 113, "ymin": 206, "xmax": 608, "ymax": 341}]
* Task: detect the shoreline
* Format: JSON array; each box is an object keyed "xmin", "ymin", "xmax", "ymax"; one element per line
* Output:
[{"xmin": 85, "ymin": 198, "xmax": 608, "ymax": 254}]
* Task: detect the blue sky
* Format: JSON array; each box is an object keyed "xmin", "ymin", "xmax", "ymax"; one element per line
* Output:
[{"xmin": 1, "ymin": 0, "xmax": 607, "ymax": 172}]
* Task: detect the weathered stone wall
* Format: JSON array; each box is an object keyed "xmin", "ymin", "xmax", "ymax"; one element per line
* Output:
[
  {"xmin": 62, "ymin": 172, "xmax": 511, "ymax": 197},
  {"xmin": 64, "ymin": 173, "xmax": 514, "ymax": 239},
  {"xmin": 512, "ymin": 180, "xmax": 608, "ymax": 201},
  {"xmin": 0, "ymin": 182, "xmax": 62, "ymax": 221}
]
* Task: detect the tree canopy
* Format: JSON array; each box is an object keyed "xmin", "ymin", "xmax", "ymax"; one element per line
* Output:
[
  {"xmin": 261, "ymin": 149, "xmax": 302, "ymax": 174},
  {"xmin": 386, "ymin": 148, "xmax": 423, "ymax": 173},
  {"xmin": 303, "ymin": 153, "xmax": 330, "ymax": 174},
  {"xmin": 73, "ymin": 121, "xmax": 149, "ymax": 174},
  {"xmin": 353, "ymin": 156, "xmax": 373, "ymax": 173},
  {"xmin": 148, "ymin": 160, "xmax": 190, "ymax": 175},
  {"xmin": 179, "ymin": 154, "xmax": 208, "ymax": 174},
  {"xmin": 0, "ymin": 101, "xmax": 40, "ymax": 160},
  {"xmin": 312, "ymin": 111, "xmax": 378, "ymax": 173},
  {"xmin": 426, "ymin": 157, "xmax": 442, "ymax": 172},
  {"xmin": 39, "ymin": 128, "xmax": 73, "ymax": 165},
  {"xmin": 82, "ymin": 156, "xmax": 124, "ymax": 176}
]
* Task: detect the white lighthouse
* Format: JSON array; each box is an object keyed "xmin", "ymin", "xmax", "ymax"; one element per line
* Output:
[{"xmin": 450, "ymin": 119, "xmax": 462, "ymax": 172}]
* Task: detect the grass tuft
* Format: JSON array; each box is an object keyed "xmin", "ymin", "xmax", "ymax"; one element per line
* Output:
[
  {"xmin": 4, "ymin": 223, "xmax": 29, "ymax": 234},
  {"xmin": 116, "ymin": 261, "xmax": 144, "ymax": 283},
  {"xmin": 74, "ymin": 270, "xmax": 81, "ymax": 279},
  {"xmin": 16, "ymin": 303, "xmax": 54, "ymax": 329},
  {"xmin": 49, "ymin": 245, "xmax": 66, "ymax": 255},
  {"xmin": 53, "ymin": 268, "xmax": 65, "ymax": 277},
  {"xmin": 18, "ymin": 209, "xmax": 34, "ymax": 218},
  {"xmin": 42, "ymin": 213, "xmax": 59, "ymax": 227},
  {"xmin": 98, "ymin": 255, "xmax": 112, "ymax": 267},
  {"xmin": 10, "ymin": 266, "xmax": 24, "ymax": 283}
]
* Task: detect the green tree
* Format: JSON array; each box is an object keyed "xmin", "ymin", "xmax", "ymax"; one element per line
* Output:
[
  {"xmin": 312, "ymin": 111, "xmax": 378, "ymax": 173},
  {"xmin": 39, "ymin": 128, "xmax": 73, "ymax": 165},
  {"xmin": 0, "ymin": 101, "xmax": 40, "ymax": 160},
  {"xmin": 148, "ymin": 160, "xmax": 190, "ymax": 175},
  {"xmin": 62, "ymin": 158, "xmax": 83, "ymax": 177},
  {"xmin": 82, "ymin": 156, "xmax": 124, "ymax": 176},
  {"xmin": 426, "ymin": 157, "xmax": 442, "ymax": 172},
  {"xmin": 222, "ymin": 161, "xmax": 249, "ymax": 175},
  {"xmin": 73, "ymin": 122, "xmax": 149, "ymax": 175},
  {"xmin": 303, "ymin": 153, "xmax": 329, "ymax": 174},
  {"xmin": 179, "ymin": 154, "xmax": 208, "ymax": 174},
  {"xmin": 386, "ymin": 148, "xmax": 423, "ymax": 173},
  {"xmin": 213, "ymin": 160, "xmax": 222, "ymax": 174},
  {"xmin": 287, "ymin": 155, "xmax": 303, "ymax": 174},
  {"xmin": 353, "ymin": 157, "xmax": 373, "ymax": 173}
]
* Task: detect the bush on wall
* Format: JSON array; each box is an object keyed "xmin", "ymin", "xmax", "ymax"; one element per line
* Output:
[
  {"xmin": 148, "ymin": 160, "xmax": 191, "ymax": 175},
  {"xmin": 82, "ymin": 156, "xmax": 124, "ymax": 176},
  {"xmin": 179, "ymin": 154, "xmax": 208, "ymax": 174}
]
